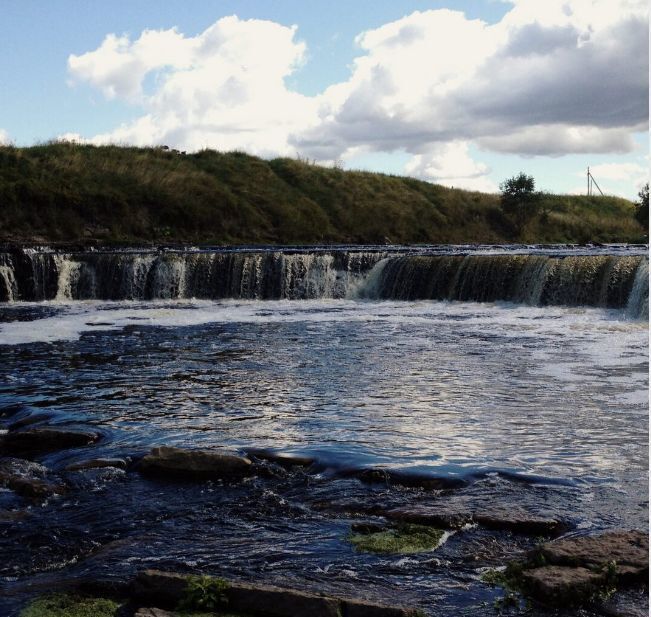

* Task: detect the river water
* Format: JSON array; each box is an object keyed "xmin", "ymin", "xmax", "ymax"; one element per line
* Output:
[{"xmin": 0, "ymin": 246, "xmax": 648, "ymax": 616}]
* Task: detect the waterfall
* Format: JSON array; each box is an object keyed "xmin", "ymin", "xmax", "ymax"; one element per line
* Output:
[
  {"xmin": 0, "ymin": 265, "xmax": 17, "ymax": 302},
  {"xmin": 0, "ymin": 248, "xmax": 647, "ymax": 317},
  {"xmin": 626, "ymin": 260, "xmax": 649, "ymax": 320},
  {"xmin": 54, "ymin": 256, "xmax": 82, "ymax": 301},
  {"xmin": 361, "ymin": 253, "xmax": 648, "ymax": 315}
]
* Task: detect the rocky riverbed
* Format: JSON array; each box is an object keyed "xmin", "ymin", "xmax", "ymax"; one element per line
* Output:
[{"xmin": 1, "ymin": 408, "xmax": 648, "ymax": 617}]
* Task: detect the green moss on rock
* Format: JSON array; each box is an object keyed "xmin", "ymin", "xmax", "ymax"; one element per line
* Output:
[
  {"xmin": 349, "ymin": 523, "xmax": 445, "ymax": 554},
  {"xmin": 20, "ymin": 594, "xmax": 120, "ymax": 617}
]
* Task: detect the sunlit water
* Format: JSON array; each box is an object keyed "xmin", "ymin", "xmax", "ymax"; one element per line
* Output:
[{"xmin": 0, "ymin": 298, "xmax": 648, "ymax": 616}]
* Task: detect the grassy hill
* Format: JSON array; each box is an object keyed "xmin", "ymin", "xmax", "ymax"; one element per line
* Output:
[{"xmin": 0, "ymin": 142, "xmax": 644, "ymax": 245}]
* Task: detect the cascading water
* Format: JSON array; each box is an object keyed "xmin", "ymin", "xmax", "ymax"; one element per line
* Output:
[{"xmin": 0, "ymin": 247, "xmax": 647, "ymax": 316}]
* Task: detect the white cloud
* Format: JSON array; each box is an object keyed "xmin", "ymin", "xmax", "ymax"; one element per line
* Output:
[
  {"xmin": 585, "ymin": 162, "xmax": 648, "ymax": 182},
  {"xmin": 405, "ymin": 142, "xmax": 499, "ymax": 192},
  {"xmin": 0, "ymin": 129, "xmax": 11, "ymax": 145},
  {"xmin": 67, "ymin": 1, "xmax": 649, "ymax": 190},
  {"xmin": 68, "ymin": 16, "xmax": 318, "ymax": 156}
]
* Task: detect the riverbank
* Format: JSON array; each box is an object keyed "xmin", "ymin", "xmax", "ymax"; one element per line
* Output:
[{"xmin": 0, "ymin": 143, "xmax": 644, "ymax": 245}]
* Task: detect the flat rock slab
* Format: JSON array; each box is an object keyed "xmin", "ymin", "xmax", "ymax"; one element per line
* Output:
[
  {"xmin": 138, "ymin": 446, "xmax": 252, "ymax": 480},
  {"xmin": 520, "ymin": 565, "xmax": 605, "ymax": 605},
  {"xmin": 538, "ymin": 530, "xmax": 648, "ymax": 578},
  {"xmin": 353, "ymin": 468, "xmax": 466, "ymax": 490},
  {"xmin": 133, "ymin": 569, "xmax": 421, "ymax": 617},
  {"xmin": 0, "ymin": 457, "xmax": 64, "ymax": 499},
  {"xmin": 386, "ymin": 507, "xmax": 472, "ymax": 530},
  {"xmin": 475, "ymin": 509, "xmax": 568, "ymax": 536},
  {"xmin": 2, "ymin": 427, "xmax": 100, "ymax": 453},
  {"xmin": 386, "ymin": 506, "xmax": 567, "ymax": 536},
  {"xmin": 65, "ymin": 458, "xmax": 128, "ymax": 472}
]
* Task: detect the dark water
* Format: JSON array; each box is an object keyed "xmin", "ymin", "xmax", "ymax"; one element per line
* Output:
[
  {"xmin": 0, "ymin": 248, "xmax": 648, "ymax": 616},
  {"xmin": 0, "ymin": 301, "xmax": 648, "ymax": 615}
]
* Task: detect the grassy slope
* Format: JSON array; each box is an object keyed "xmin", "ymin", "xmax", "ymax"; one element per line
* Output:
[{"xmin": 0, "ymin": 143, "xmax": 644, "ymax": 245}]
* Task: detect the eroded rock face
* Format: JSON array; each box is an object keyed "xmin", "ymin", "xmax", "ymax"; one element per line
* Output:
[
  {"xmin": 2, "ymin": 427, "xmax": 100, "ymax": 453},
  {"xmin": 138, "ymin": 446, "xmax": 253, "ymax": 480},
  {"xmin": 132, "ymin": 569, "xmax": 421, "ymax": 617},
  {"xmin": 537, "ymin": 530, "xmax": 648, "ymax": 579},
  {"xmin": 0, "ymin": 457, "xmax": 65, "ymax": 499}
]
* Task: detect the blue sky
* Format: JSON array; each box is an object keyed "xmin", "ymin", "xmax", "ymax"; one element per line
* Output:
[{"xmin": 0, "ymin": 0, "xmax": 648, "ymax": 198}]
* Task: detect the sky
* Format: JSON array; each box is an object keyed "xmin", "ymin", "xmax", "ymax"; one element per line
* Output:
[{"xmin": 0, "ymin": 0, "xmax": 648, "ymax": 198}]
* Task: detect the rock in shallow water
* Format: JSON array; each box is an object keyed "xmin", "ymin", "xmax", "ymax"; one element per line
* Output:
[
  {"xmin": 132, "ymin": 569, "xmax": 421, "ymax": 617},
  {"xmin": 1, "ymin": 427, "xmax": 100, "ymax": 453},
  {"xmin": 519, "ymin": 565, "xmax": 606, "ymax": 605},
  {"xmin": 536, "ymin": 530, "xmax": 648, "ymax": 579},
  {"xmin": 65, "ymin": 457, "xmax": 129, "ymax": 472},
  {"xmin": 138, "ymin": 446, "xmax": 252, "ymax": 480},
  {"xmin": 0, "ymin": 456, "xmax": 65, "ymax": 499},
  {"xmin": 497, "ymin": 530, "xmax": 650, "ymax": 608},
  {"xmin": 386, "ymin": 505, "xmax": 568, "ymax": 536}
]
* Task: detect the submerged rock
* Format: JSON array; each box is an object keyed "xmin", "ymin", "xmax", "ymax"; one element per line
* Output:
[
  {"xmin": 247, "ymin": 448, "xmax": 315, "ymax": 469},
  {"xmin": 7, "ymin": 413, "xmax": 53, "ymax": 431},
  {"xmin": 65, "ymin": 457, "xmax": 129, "ymax": 472},
  {"xmin": 0, "ymin": 508, "xmax": 30, "ymax": 522},
  {"xmin": 138, "ymin": 446, "xmax": 252, "ymax": 480},
  {"xmin": 353, "ymin": 468, "xmax": 466, "ymax": 490},
  {"xmin": 0, "ymin": 457, "xmax": 64, "ymax": 499},
  {"xmin": 386, "ymin": 505, "xmax": 568, "ymax": 536},
  {"xmin": 2, "ymin": 427, "xmax": 100, "ymax": 453},
  {"xmin": 386, "ymin": 507, "xmax": 472, "ymax": 530},
  {"xmin": 133, "ymin": 569, "xmax": 421, "ymax": 617}
]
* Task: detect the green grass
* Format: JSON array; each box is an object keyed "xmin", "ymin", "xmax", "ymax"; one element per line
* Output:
[{"xmin": 0, "ymin": 142, "xmax": 644, "ymax": 245}]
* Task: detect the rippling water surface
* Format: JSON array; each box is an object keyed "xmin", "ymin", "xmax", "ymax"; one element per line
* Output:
[{"xmin": 0, "ymin": 298, "xmax": 648, "ymax": 615}]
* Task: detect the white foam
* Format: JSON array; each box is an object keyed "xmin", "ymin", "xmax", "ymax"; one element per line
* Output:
[{"xmin": 0, "ymin": 299, "xmax": 646, "ymax": 349}]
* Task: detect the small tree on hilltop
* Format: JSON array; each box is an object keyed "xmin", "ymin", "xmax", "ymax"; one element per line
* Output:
[
  {"xmin": 499, "ymin": 172, "xmax": 540, "ymax": 235},
  {"xmin": 634, "ymin": 182, "xmax": 648, "ymax": 231}
]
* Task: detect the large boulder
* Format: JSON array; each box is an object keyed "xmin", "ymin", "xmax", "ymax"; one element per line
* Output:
[
  {"xmin": 2, "ymin": 427, "xmax": 100, "ymax": 453},
  {"xmin": 132, "ymin": 570, "xmax": 421, "ymax": 617},
  {"xmin": 138, "ymin": 446, "xmax": 252, "ymax": 481}
]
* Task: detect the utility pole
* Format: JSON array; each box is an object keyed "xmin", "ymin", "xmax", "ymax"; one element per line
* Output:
[{"xmin": 587, "ymin": 166, "xmax": 604, "ymax": 196}]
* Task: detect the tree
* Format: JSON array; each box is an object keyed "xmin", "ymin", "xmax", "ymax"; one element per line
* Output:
[
  {"xmin": 634, "ymin": 182, "xmax": 648, "ymax": 231},
  {"xmin": 499, "ymin": 172, "xmax": 540, "ymax": 235}
]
